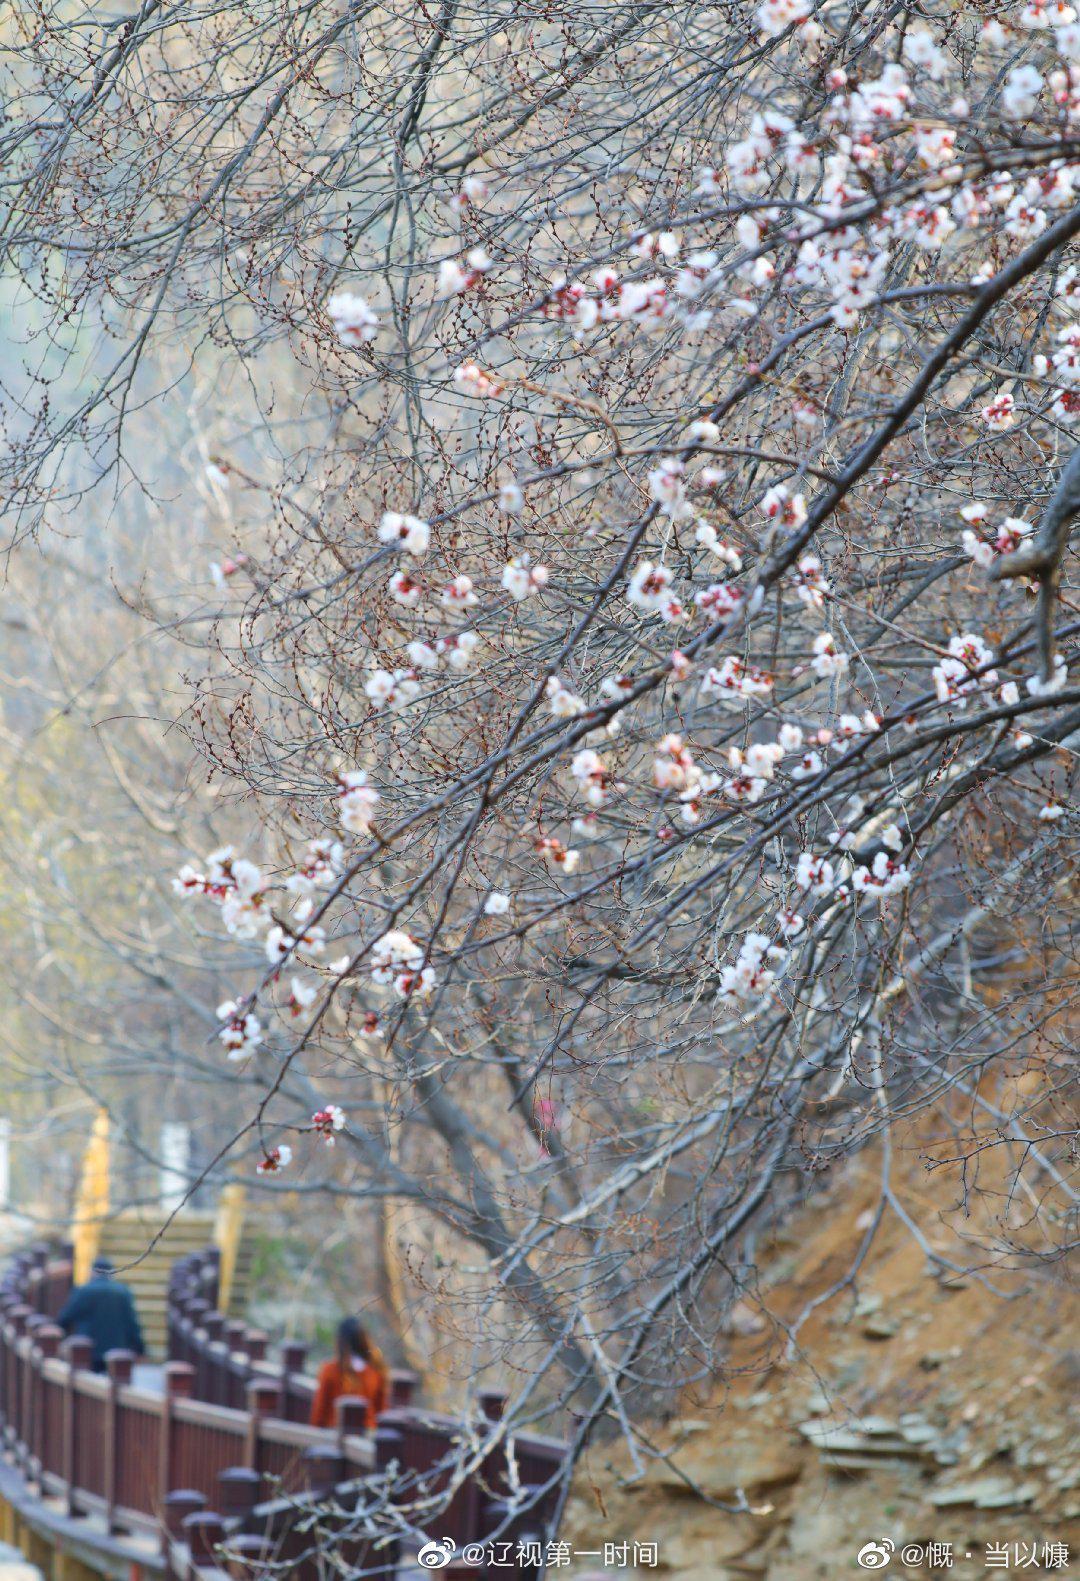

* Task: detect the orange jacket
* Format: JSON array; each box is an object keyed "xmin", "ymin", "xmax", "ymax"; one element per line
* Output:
[{"xmin": 310, "ymin": 1357, "xmax": 388, "ymax": 1430}]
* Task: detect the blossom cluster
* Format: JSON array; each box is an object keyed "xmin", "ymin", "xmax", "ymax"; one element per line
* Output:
[{"xmin": 173, "ymin": 842, "xmax": 341, "ymax": 1064}]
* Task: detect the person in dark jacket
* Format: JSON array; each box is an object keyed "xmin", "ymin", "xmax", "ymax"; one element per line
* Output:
[{"xmin": 57, "ymin": 1256, "xmax": 145, "ymax": 1371}]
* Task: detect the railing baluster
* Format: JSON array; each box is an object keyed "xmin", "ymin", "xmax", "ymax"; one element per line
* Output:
[
  {"xmin": 33, "ymin": 1325, "xmax": 62, "ymax": 1485},
  {"xmin": 60, "ymin": 1334, "xmax": 92, "ymax": 1515},
  {"xmin": 182, "ymin": 1508, "xmax": 225, "ymax": 1581},
  {"xmin": 159, "ymin": 1360, "xmax": 195, "ymax": 1529},
  {"xmin": 244, "ymin": 1377, "xmax": 280, "ymax": 1480},
  {"xmin": 217, "ymin": 1465, "xmax": 262, "ymax": 1531},
  {"xmin": 104, "ymin": 1348, "xmax": 135, "ymax": 1534},
  {"xmin": 280, "ymin": 1339, "xmax": 307, "ymax": 1422}
]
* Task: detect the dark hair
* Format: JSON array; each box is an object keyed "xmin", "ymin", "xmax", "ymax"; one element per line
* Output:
[
  {"xmin": 336, "ymin": 1316, "xmax": 376, "ymax": 1368},
  {"xmin": 91, "ymin": 1257, "xmax": 114, "ymax": 1277}
]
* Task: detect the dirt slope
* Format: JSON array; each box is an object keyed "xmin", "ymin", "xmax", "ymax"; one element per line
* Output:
[{"xmin": 564, "ymin": 1128, "xmax": 1079, "ymax": 1579}]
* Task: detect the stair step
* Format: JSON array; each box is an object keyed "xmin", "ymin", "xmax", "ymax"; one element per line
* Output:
[{"xmin": 87, "ymin": 1211, "xmax": 254, "ymax": 1359}]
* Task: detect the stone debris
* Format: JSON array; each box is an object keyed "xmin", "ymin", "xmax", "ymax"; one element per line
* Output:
[
  {"xmin": 861, "ymin": 1313, "xmax": 900, "ymax": 1339},
  {"xmin": 647, "ymin": 1426, "xmax": 804, "ymax": 1501},
  {"xmin": 930, "ymin": 1476, "xmax": 1039, "ymax": 1510},
  {"xmin": 798, "ymin": 1413, "xmax": 963, "ymax": 1471},
  {"xmin": 726, "ymin": 1300, "xmax": 767, "ymax": 1336}
]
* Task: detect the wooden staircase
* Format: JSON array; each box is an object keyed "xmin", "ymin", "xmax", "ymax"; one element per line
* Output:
[{"xmin": 95, "ymin": 1212, "xmax": 253, "ymax": 1359}]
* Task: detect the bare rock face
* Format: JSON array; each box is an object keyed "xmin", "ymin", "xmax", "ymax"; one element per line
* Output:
[
  {"xmin": 563, "ymin": 1142, "xmax": 1079, "ymax": 1578},
  {"xmin": 643, "ymin": 1425, "xmax": 804, "ymax": 1502}
]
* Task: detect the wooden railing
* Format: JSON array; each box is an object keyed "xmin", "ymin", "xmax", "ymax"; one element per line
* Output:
[
  {"xmin": 1, "ymin": 1243, "xmax": 569, "ymax": 1580},
  {"xmin": 166, "ymin": 1248, "xmax": 421, "ymax": 1420}
]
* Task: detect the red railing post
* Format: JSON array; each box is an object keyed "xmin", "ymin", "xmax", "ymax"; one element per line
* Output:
[
  {"xmin": 478, "ymin": 1389, "xmax": 507, "ymax": 1422},
  {"xmin": 2, "ymin": 1297, "xmax": 22, "ymax": 1442},
  {"xmin": 32, "ymin": 1324, "xmax": 62, "ymax": 1480},
  {"xmin": 9, "ymin": 1305, "xmax": 31, "ymax": 1470},
  {"xmin": 182, "ymin": 1510, "xmax": 225, "ymax": 1579},
  {"xmin": 280, "ymin": 1340, "xmax": 307, "ymax": 1421},
  {"xmin": 226, "ymin": 1321, "xmax": 249, "ymax": 1409},
  {"xmin": 389, "ymin": 1369, "xmax": 419, "ymax": 1408},
  {"xmin": 199, "ymin": 1247, "xmax": 221, "ymax": 1313},
  {"xmin": 36, "ymin": 1325, "xmax": 62, "ymax": 1358},
  {"xmin": 374, "ymin": 1425, "xmax": 403, "ymax": 1468},
  {"xmin": 162, "ymin": 1488, "xmax": 205, "ymax": 1557},
  {"xmin": 25, "ymin": 1313, "xmax": 49, "ymax": 1479},
  {"xmin": 186, "ymin": 1302, "xmax": 209, "ymax": 1397},
  {"xmin": 203, "ymin": 1312, "xmax": 226, "ymax": 1404},
  {"xmin": 302, "ymin": 1443, "xmax": 347, "ymax": 1498},
  {"xmin": 158, "ymin": 1360, "xmax": 195, "ymax": 1534},
  {"xmin": 61, "ymin": 1334, "xmax": 92, "ymax": 1515},
  {"xmin": 336, "ymin": 1395, "xmax": 368, "ymax": 1449},
  {"xmin": 216, "ymin": 1466, "xmax": 261, "ymax": 1531},
  {"xmin": 244, "ymin": 1378, "xmax": 280, "ymax": 1477},
  {"xmin": 368, "ymin": 1426, "xmax": 405, "ymax": 1581},
  {"xmin": 0, "ymin": 1300, "xmax": 9, "ymax": 1438},
  {"xmin": 104, "ymin": 1348, "xmax": 135, "ymax": 1533}
]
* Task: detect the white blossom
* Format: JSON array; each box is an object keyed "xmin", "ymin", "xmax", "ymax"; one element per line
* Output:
[
  {"xmin": 365, "ymin": 668, "xmax": 421, "ymax": 712},
  {"xmin": 1002, "ymin": 65, "xmax": 1043, "ymax": 119},
  {"xmin": 546, "ymin": 676, "xmax": 587, "ymax": 717},
  {"xmin": 326, "ymin": 291, "xmax": 378, "ymax": 346},
  {"xmin": 759, "ymin": 484, "xmax": 807, "ymax": 530},
  {"xmin": 256, "ymin": 1144, "xmax": 292, "ymax": 1174},
  {"xmin": 338, "ymin": 771, "xmax": 379, "ymax": 835},
  {"xmin": 379, "ymin": 512, "xmax": 430, "ymax": 555},
  {"xmin": 441, "ymin": 574, "xmax": 479, "ymax": 609},
  {"xmin": 626, "ymin": 561, "xmax": 683, "ymax": 621},
  {"xmin": 502, "ymin": 556, "xmax": 550, "ymax": 601},
  {"xmin": 371, "ymin": 929, "xmax": 436, "ymax": 997},
  {"xmin": 1027, "ymin": 657, "xmax": 1069, "ymax": 696},
  {"xmin": 795, "ymin": 852, "xmax": 835, "ymax": 896},
  {"xmin": 700, "ymin": 656, "xmax": 773, "ymax": 700},
  {"xmin": 389, "ymin": 570, "xmax": 422, "ymax": 608},
  {"xmin": 217, "ymin": 1000, "xmax": 263, "ymax": 1060},
  {"xmin": 718, "ymin": 931, "xmax": 787, "ymax": 1003},
  {"xmin": 810, "ymin": 632, "xmax": 849, "ymax": 679},
  {"xmin": 852, "ymin": 850, "xmax": 912, "ymax": 900},
  {"xmin": 498, "ymin": 480, "xmax": 524, "ymax": 513}
]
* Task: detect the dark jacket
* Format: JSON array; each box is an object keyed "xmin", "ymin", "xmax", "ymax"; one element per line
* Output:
[{"xmin": 58, "ymin": 1276, "xmax": 145, "ymax": 1371}]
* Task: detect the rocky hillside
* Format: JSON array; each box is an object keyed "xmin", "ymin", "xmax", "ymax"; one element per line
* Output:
[{"xmin": 564, "ymin": 1125, "xmax": 1079, "ymax": 1579}]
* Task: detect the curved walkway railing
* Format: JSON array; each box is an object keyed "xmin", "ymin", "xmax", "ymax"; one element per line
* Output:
[{"xmin": 0, "ymin": 1244, "xmax": 567, "ymax": 1581}]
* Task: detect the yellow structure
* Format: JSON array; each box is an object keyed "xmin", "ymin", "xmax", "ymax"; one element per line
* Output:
[
  {"xmin": 67, "ymin": 1113, "xmax": 248, "ymax": 1329},
  {"xmin": 71, "ymin": 1109, "xmax": 110, "ymax": 1284},
  {"xmin": 213, "ymin": 1181, "xmax": 246, "ymax": 1313}
]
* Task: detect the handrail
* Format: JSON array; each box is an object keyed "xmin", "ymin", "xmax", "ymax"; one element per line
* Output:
[{"xmin": 0, "ymin": 1243, "xmax": 569, "ymax": 1580}]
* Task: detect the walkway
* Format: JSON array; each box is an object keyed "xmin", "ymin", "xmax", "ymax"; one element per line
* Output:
[
  {"xmin": 0, "ymin": 1541, "xmax": 41, "ymax": 1581},
  {"xmin": 130, "ymin": 1363, "xmax": 163, "ymax": 1394}
]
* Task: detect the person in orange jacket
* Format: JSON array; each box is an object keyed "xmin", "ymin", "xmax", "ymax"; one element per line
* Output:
[{"xmin": 310, "ymin": 1316, "xmax": 389, "ymax": 1430}]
